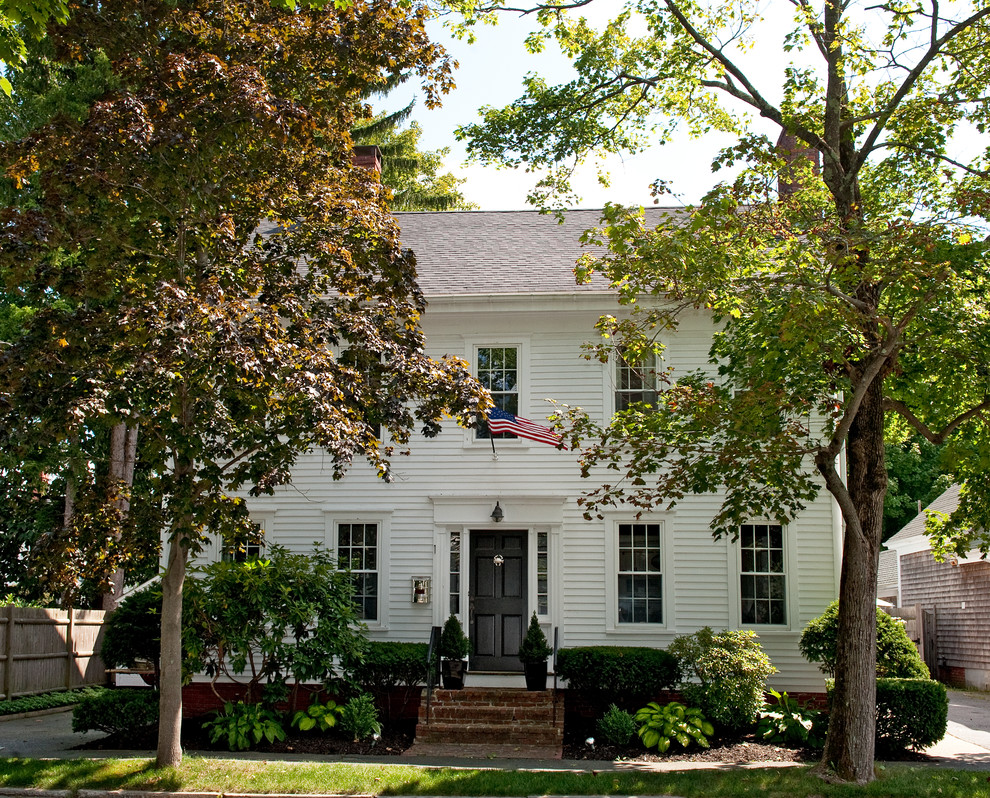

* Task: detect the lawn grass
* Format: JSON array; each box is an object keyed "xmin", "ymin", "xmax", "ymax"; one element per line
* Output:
[{"xmin": 0, "ymin": 757, "xmax": 988, "ymax": 798}]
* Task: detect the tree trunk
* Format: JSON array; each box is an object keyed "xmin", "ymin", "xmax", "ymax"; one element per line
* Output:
[
  {"xmin": 102, "ymin": 423, "xmax": 139, "ymax": 612},
  {"xmin": 156, "ymin": 522, "xmax": 188, "ymax": 768},
  {"xmin": 818, "ymin": 376, "xmax": 886, "ymax": 783}
]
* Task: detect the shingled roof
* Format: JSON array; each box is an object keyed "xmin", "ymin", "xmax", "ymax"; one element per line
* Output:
[{"xmin": 395, "ymin": 208, "xmax": 675, "ymax": 298}]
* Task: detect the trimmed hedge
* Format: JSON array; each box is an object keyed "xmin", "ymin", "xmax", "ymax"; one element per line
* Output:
[
  {"xmin": 71, "ymin": 688, "xmax": 159, "ymax": 736},
  {"xmin": 875, "ymin": 678, "xmax": 947, "ymax": 752},
  {"xmin": 556, "ymin": 646, "xmax": 679, "ymax": 694},
  {"xmin": 347, "ymin": 642, "xmax": 430, "ymax": 692},
  {"xmin": 0, "ymin": 686, "xmax": 106, "ymax": 717}
]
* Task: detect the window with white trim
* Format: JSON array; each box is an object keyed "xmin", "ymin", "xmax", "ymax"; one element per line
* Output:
[
  {"xmin": 477, "ymin": 346, "xmax": 518, "ymax": 439},
  {"xmin": 222, "ymin": 520, "xmax": 266, "ymax": 562},
  {"xmin": 337, "ymin": 522, "xmax": 379, "ymax": 621},
  {"xmin": 617, "ymin": 522, "xmax": 663, "ymax": 624},
  {"xmin": 740, "ymin": 523, "xmax": 786, "ymax": 625},
  {"xmin": 615, "ymin": 350, "xmax": 658, "ymax": 411}
]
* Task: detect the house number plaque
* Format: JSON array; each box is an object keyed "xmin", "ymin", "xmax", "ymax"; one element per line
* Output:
[{"xmin": 493, "ymin": 554, "xmax": 504, "ymax": 567}]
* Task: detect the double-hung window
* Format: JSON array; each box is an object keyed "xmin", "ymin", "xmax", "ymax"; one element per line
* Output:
[
  {"xmin": 739, "ymin": 523, "xmax": 786, "ymax": 625},
  {"xmin": 337, "ymin": 522, "xmax": 379, "ymax": 622},
  {"xmin": 617, "ymin": 522, "xmax": 663, "ymax": 624},
  {"xmin": 615, "ymin": 350, "xmax": 658, "ymax": 411},
  {"xmin": 222, "ymin": 519, "xmax": 266, "ymax": 562},
  {"xmin": 477, "ymin": 346, "xmax": 519, "ymax": 439}
]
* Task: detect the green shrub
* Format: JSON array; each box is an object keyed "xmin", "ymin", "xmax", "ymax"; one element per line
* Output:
[
  {"xmin": 518, "ymin": 612, "xmax": 553, "ymax": 664},
  {"xmin": 71, "ymin": 688, "xmax": 158, "ymax": 736},
  {"xmin": 875, "ymin": 678, "xmax": 947, "ymax": 752},
  {"xmin": 799, "ymin": 600, "xmax": 929, "ymax": 678},
  {"xmin": 291, "ymin": 698, "xmax": 343, "ymax": 733},
  {"xmin": 556, "ymin": 646, "xmax": 679, "ymax": 694},
  {"xmin": 438, "ymin": 615, "xmax": 471, "ymax": 661},
  {"xmin": 669, "ymin": 627, "xmax": 776, "ymax": 732},
  {"xmin": 203, "ymin": 701, "xmax": 286, "ymax": 751},
  {"xmin": 101, "ymin": 586, "xmax": 161, "ymax": 684},
  {"xmin": 346, "ymin": 641, "xmax": 429, "ymax": 692},
  {"xmin": 339, "ymin": 693, "xmax": 382, "ymax": 741},
  {"xmin": 756, "ymin": 689, "xmax": 823, "ymax": 749},
  {"xmin": 596, "ymin": 703, "xmax": 637, "ymax": 746},
  {"xmin": 0, "ymin": 686, "xmax": 105, "ymax": 717},
  {"xmin": 634, "ymin": 701, "xmax": 714, "ymax": 752}
]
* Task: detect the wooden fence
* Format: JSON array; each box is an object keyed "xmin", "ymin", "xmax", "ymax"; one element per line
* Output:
[
  {"xmin": 885, "ymin": 603, "xmax": 939, "ymax": 675},
  {"xmin": 0, "ymin": 606, "xmax": 107, "ymax": 700}
]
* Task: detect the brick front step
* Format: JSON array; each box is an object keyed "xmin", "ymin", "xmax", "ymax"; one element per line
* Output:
[
  {"xmin": 414, "ymin": 721, "xmax": 562, "ymax": 746},
  {"xmin": 414, "ymin": 687, "xmax": 563, "ymax": 756}
]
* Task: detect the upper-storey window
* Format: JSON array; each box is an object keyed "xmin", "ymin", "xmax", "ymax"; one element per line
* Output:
[
  {"xmin": 740, "ymin": 523, "xmax": 786, "ymax": 625},
  {"xmin": 615, "ymin": 350, "xmax": 658, "ymax": 411},
  {"xmin": 477, "ymin": 346, "xmax": 519, "ymax": 439}
]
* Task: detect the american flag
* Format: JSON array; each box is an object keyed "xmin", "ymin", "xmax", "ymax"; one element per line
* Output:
[{"xmin": 487, "ymin": 407, "xmax": 565, "ymax": 448}]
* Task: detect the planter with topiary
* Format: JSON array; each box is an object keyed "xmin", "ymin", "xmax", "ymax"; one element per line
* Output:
[
  {"xmin": 518, "ymin": 612, "xmax": 553, "ymax": 691},
  {"xmin": 439, "ymin": 614, "xmax": 471, "ymax": 689}
]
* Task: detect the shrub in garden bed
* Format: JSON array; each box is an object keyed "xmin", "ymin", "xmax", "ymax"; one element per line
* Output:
[
  {"xmin": 345, "ymin": 642, "xmax": 429, "ymax": 692},
  {"xmin": 876, "ymin": 678, "xmax": 947, "ymax": 752},
  {"xmin": 800, "ymin": 600, "xmax": 929, "ymax": 678},
  {"xmin": 556, "ymin": 646, "xmax": 679, "ymax": 694},
  {"xmin": 669, "ymin": 627, "xmax": 776, "ymax": 733},
  {"xmin": 72, "ymin": 688, "xmax": 159, "ymax": 736}
]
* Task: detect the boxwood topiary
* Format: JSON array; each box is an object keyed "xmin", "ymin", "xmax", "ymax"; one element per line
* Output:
[
  {"xmin": 875, "ymin": 678, "xmax": 947, "ymax": 752},
  {"xmin": 556, "ymin": 646, "xmax": 679, "ymax": 695}
]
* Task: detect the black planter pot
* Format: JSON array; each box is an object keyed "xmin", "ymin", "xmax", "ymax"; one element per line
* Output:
[
  {"xmin": 523, "ymin": 660, "xmax": 548, "ymax": 691},
  {"xmin": 441, "ymin": 659, "xmax": 467, "ymax": 689}
]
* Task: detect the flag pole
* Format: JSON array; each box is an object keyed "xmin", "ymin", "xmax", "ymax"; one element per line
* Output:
[{"xmin": 490, "ymin": 433, "xmax": 498, "ymax": 461}]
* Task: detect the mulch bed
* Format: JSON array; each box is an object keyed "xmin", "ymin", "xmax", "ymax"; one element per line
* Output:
[{"xmin": 77, "ymin": 717, "xmax": 934, "ymax": 765}]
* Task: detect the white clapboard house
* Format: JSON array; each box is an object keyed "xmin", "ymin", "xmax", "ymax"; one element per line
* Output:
[{"xmin": 212, "ymin": 207, "xmax": 841, "ymax": 692}]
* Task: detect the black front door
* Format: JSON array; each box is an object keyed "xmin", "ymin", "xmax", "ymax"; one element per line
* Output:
[{"xmin": 470, "ymin": 531, "xmax": 527, "ymax": 671}]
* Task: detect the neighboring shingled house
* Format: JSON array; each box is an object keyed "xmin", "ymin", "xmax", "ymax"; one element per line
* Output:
[
  {"xmin": 883, "ymin": 484, "xmax": 990, "ymax": 689},
  {"xmin": 209, "ymin": 208, "xmax": 841, "ymax": 691}
]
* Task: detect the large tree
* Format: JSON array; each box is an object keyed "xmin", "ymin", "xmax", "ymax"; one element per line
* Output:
[
  {"xmin": 453, "ymin": 0, "xmax": 990, "ymax": 783},
  {"xmin": 0, "ymin": 0, "xmax": 486, "ymax": 768}
]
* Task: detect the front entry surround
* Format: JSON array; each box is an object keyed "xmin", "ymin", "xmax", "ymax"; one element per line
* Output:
[{"xmin": 430, "ymin": 494, "xmax": 565, "ymax": 673}]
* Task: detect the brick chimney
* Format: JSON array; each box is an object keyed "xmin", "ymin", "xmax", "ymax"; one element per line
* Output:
[
  {"xmin": 776, "ymin": 131, "xmax": 820, "ymax": 199},
  {"xmin": 352, "ymin": 145, "xmax": 383, "ymax": 175}
]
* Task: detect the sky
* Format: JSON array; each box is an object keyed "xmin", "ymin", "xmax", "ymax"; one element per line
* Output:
[{"xmin": 387, "ymin": 7, "xmax": 751, "ymax": 211}]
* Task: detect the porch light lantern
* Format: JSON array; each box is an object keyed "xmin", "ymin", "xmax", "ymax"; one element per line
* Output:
[
  {"xmin": 491, "ymin": 501, "xmax": 504, "ymax": 523},
  {"xmin": 412, "ymin": 577, "xmax": 431, "ymax": 604}
]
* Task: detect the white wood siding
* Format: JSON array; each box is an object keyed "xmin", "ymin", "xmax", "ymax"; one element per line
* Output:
[{"xmin": 228, "ymin": 298, "xmax": 836, "ymax": 691}]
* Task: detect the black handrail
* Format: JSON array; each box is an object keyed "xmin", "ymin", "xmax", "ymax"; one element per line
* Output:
[
  {"xmin": 552, "ymin": 626, "xmax": 559, "ymax": 727},
  {"xmin": 424, "ymin": 625, "xmax": 441, "ymax": 723}
]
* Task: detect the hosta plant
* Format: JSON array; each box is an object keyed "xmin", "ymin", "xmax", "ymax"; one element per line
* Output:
[
  {"xmin": 634, "ymin": 701, "xmax": 714, "ymax": 753},
  {"xmin": 291, "ymin": 699, "xmax": 343, "ymax": 733},
  {"xmin": 756, "ymin": 689, "xmax": 824, "ymax": 749},
  {"xmin": 203, "ymin": 701, "xmax": 286, "ymax": 751}
]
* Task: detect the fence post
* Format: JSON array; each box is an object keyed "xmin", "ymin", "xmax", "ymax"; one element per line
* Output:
[
  {"xmin": 65, "ymin": 610, "xmax": 75, "ymax": 691},
  {"xmin": 914, "ymin": 602, "xmax": 925, "ymax": 664},
  {"xmin": 2, "ymin": 605, "xmax": 13, "ymax": 701}
]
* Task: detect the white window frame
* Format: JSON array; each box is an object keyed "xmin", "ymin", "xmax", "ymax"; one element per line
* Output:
[
  {"xmin": 214, "ymin": 512, "xmax": 272, "ymax": 563},
  {"xmin": 466, "ymin": 338, "xmax": 531, "ymax": 446},
  {"xmin": 325, "ymin": 511, "xmax": 391, "ymax": 630},
  {"xmin": 732, "ymin": 521, "xmax": 793, "ymax": 629},
  {"xmin": 612, "ymin": 348, "xmax": 660, "ymax": 415},
  {"xmin": 605, "ymin": 517, "xmax": 670, "ymax": 632}
]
